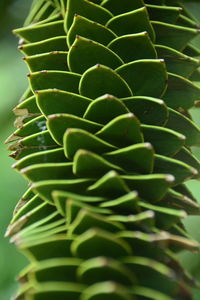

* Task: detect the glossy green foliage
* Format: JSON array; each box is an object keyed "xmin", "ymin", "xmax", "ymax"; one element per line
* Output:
[{"xmin": 6, "ymin": 0, "xmax": 200, "ymax": 300}]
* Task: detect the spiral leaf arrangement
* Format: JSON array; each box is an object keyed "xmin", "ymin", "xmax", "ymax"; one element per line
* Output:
[{"xmin": 6, "ymin": 0, "xmax": 200, "ymax": 299}]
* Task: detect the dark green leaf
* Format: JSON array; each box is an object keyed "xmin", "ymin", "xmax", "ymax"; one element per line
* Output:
[
  {"xmin": 108, "ymin": 32, "xmax": 157, "ymax": 63},
  {"xmin": 106, "ymin": 7, "xmax": 155, "ymax": 41},
  {"xmin": 88, "ymin": 171, "xmax": 130, "ymax": 197},
  {"xmin": 147, "ymin": 4, "xmax": 181, "ymax": 23},
  {"xmin": 68, "ymin": 36, "xmax": 123, "ymax": 74},
  {"xmin": 116, "ymin": 59, "xmax": 168, "ymax": 97},
  {"xmin": 104, "ymin": 143, "xmax": 154, "ymax": 174},
  {"xmin": 79, "ymin": 64, "xmax": 133, "ymax": 99},
  {"xmin": 96, "ymin": 113, "xmax": 143, "ymax": 147},
  {"xmin": 13, "ymin": 148, "xmax": 66, "ymax": 171},
  {"xmin": 36, "ymin": 89, "xmax": 91, "ymax": 117},
  {"xmin": 14, "ymin": 20, "xmax": 65, "ymax": 43},
  {"xmin": 20, "ymin": 36, "xmax": 68, "ymax": 56},
  {"xmin": 122, "ymin": 174, "xmax": 174, "ymax": 202},
  {"xmin": 73, "ymin": 149, "xmax": 123, "ymax": 177},
  {"xmin": 65, "ymin": 0, "xmax": 112, "ymax": 31},
  {"xmin": 47, "ymin": 114, "xmax": 102, "ymax": 145},
  {"xmin": 165, "ymin": 108, "xmax": 200, "ymax": 146},
  {"xmin": 142, "ymin": 124, "xmax": 185, "ymax": 156},
  {"xmin": 154, "ymin": 154, "xmax": 197, "ymax": 185},
  {"xmin": 67, "ymin": 14, "xmax": 116, "ymax": 47},
  {"xmin": 84, "ymin": 94, "xmax": 129, "ymax": 124},
  {"xmin": 21, "ymin": 162, "xmax": 74, "ymax": 181},
  {"xmin": 63, "ymin": 128, "xmax": 116, "ymax": 159},
  {"xmin": 29, "ymin": 71, "xmax": 81, "ymax": 93},
  {"xmin": 101, "ymin": 0, "xmax": 144, "ymax": 15},
  {"xmin": 25, "ymin": 51, "xmax": 68, "ymax": 72},
  {"xmin": 71, "ymin": 228, "xmax": 132, "ymax": 258},
  {"xmin": 152, "ymin": 21, "xmax": 199, "ymax": 51},
  {"xmin": 156, "ymin": 44, "xmax": 200, "ymax": 78},
  {"xmin": 122, "ymin": 96, "xmax": 168, "ymax": 126},
  {"xmin": 32, "ymin": 179, "xmax": 94, "ymax": 203}
]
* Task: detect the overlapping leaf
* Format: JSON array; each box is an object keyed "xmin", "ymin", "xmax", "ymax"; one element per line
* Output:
[{"xmin": 6, "ymin": 0, "xmax": 200, "ymax": 299}]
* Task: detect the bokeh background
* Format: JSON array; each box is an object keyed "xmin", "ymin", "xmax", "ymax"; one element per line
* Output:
[{"xmin": 0, "ymin": 1, "xmax": 200, "ymax": 299}]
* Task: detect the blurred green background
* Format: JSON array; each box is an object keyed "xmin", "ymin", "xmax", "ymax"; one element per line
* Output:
[
  {"xmin": 0, "ymin": 1, "xmax": 200, "ymax": 299},
  {"xmin": 0, "ymin": 0, "xmax": 32, "ymax": 299}
]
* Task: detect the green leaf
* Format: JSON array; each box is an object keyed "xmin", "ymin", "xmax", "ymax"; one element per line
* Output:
[
  {"xmin": 31, "ymin": 258, "xmax": 82, "ymax": 282},
  {"xmin": 96, "ymin": 113, "xmax": 143, "ymax": 147},
  {"xmin": 122, "ymin": 174, "xmax": 174, "ymax": 202},
  {"xmin": 83, "ymin": 94, "xmax": 129, "ymax": 124},
  {"xmin": 139, "ymin": 201, "xmax": 187, "ymax": 229},
  {"xmin": 32, "ymin": 179, "xmax": 94, "ymax": 203},
  {"xmin": 154, "ymin": 154, "xmax": 197, "ymax": 185},
  {"xmin": 68, "ymin": 36, "xmax": 123, "ymax": 74},
  {"xmin": 123, "ymin": 256, "xmax": 175, "ymax": 281},
  {"xmin": 47, "ymin": 114, "xmax": 102, "ymax": 145},
  {"xmin": 147, "ymin": 4, "xmax": 181, "ymax": 23},
  {"xmin": 13, "ymin": 20, "xmax": 65, "ymax": 43},
  {"xmin": 190, "ymin": 68, "xmax": 200, "ymax": 82},
  {"xmin": 71, "ymin": 228, "xmax": 132, "ymax": 258},
  {"xmin": 8, "ymin": 206, "xmax": 60, "ymax": 239},
  {"xmin": 156, "ymin": 44, "xmax": 200, "ymax": 78},
  {"xmin": 79, "ymin": 64, "xmax": 133, "ymax": 99},
  {"xmin": 100, "ymin": 191, "xmax": 139, "ymax": 213},
  {"xmin": 163, "ymin": 189, "xmax": 200, "ymax": 215},
  {"xmin": 52, "ymin": 190, "xmax": 106, "ymax": 216},
  {"xmin": 81, "ymin": 282, "xmax": 133, "ymax": 300},
  {"xmin": 69, "ymin": 209, "xmax": 123, "ymax": 235},
  {"xmin": 183, "ymin": 43, "xmax": 200, "ymax": 57},
  {"xmin": 174, "ymin": 148, "xmax": 200, "ymax": 178},
  {"xmin": 36, "ymin": 89, "xmax": 91, "ymax": 117},
  {"xmin": 77, "ymin": 256, "xmax": 136, "ymax": 285},
  {"xmin": 88, "ymin": 171, "xmax": 130, "ymax": 197},
  {"xmin": 65, "ymin": 0, "xmax": 112, "ymax": 31},
  {"xmin": 108, "ymin": 32, "xmax": 157, "ymax": 63},
  {"xmin": 29, "ymin": 71, "xmax": 81, "ymax": 93},
  {"xmin": 10, "ymin": 195, "xmax": 43, "ymax": 224},
  {"xmin": 6, "ymin": 115, "xmax": 46, "ymax": 143},
  {"xmin": 24, "ymin": 1, "xmax": 57, "ymax": 26},
  {"xmin": 142, "ymin": 125, "xmax": 186, "ymax": 156},
  {"xmin": 20, "ymin": 234, "xmax": 73, "ymax": 260},
  {"xmin": 101, "ymin": 0, "xmax": 144, "ymax": 15},
  {"xmin": 73, "ymin": 149, "xmax": 123, "ymax": 177},
  {"xmin": 152, "ymin": 21, "xmax": 200, "ymax": 51},
  {"xmin": 106, "ymin": 7, "xmax": 155, "ymax": 41},
  {"xmin": 63, "ymin": 128, "xmax": 116, "ymax": 160},
  {"xmin": 66, "ymin": 198, "xmax": 111, "ymax": 225},
  {"xmin": 100, "ymin": 191, "xmax": 139, "ymax": 212},
  {"xmin": 124, "ymin": 256, "xmax": 177, "ymax": 296},
  {"xmin": 132, "ymin": 286, "xmax": 174, "ymax": 300},
  {"xmin": 13, "ymin": 148, "xmax": 66, "ymax": 171},
  {"xmin": 24, "ymin": 51, "xmax": 68, "ymax": 72},
  {"xmin": 104, "ymin": 143, "xmax": 154, "ymax": 174},
  {"xmin": 166, "ymin": 108, "xmax": 200, "ymax": 146},
  {"xmin": 20, "ymin": 36, "xmax": 68, "ymax": 56},
  {"xmin": 120, "ymin": 229, "xmax": 199, "ymax": 252},
  {"xmin": 107, "ymin": 211, "xmax": 155, "ymax": 228},
  {"xmin": 116, "ymin": 59, "xmax": 168, "ymax": 97},
  {"xmin": 67, "ymin": 14, "xmax": 116, "ymax": 47},
  {"xmin": 162, "ymin": 73, "xmax": 200, "ymax": 109},
  {"xmin": 7, "ymin": 197, "xmax": 57, "ymax": 236},
  {"xmin": 25, "ymin": 283, "xmax": 85, "ymax": 300},
  {"xmin": 21, "ymin": 162, "xmax": 74, "ymax": 181},
  {"xmin": 8, "ymin": 131, "xmax": 58, "ymax": 159},
  {"xmin": 13, "ymin": 95, "xmax": 40, "ymax": 116},
  {"xmin": 122, "ymin": 96, "xmax": 168, "ymax": 126},
  {"xmin": 23, "ymin": 0, "xmax": 54, "ymax": 27}
]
